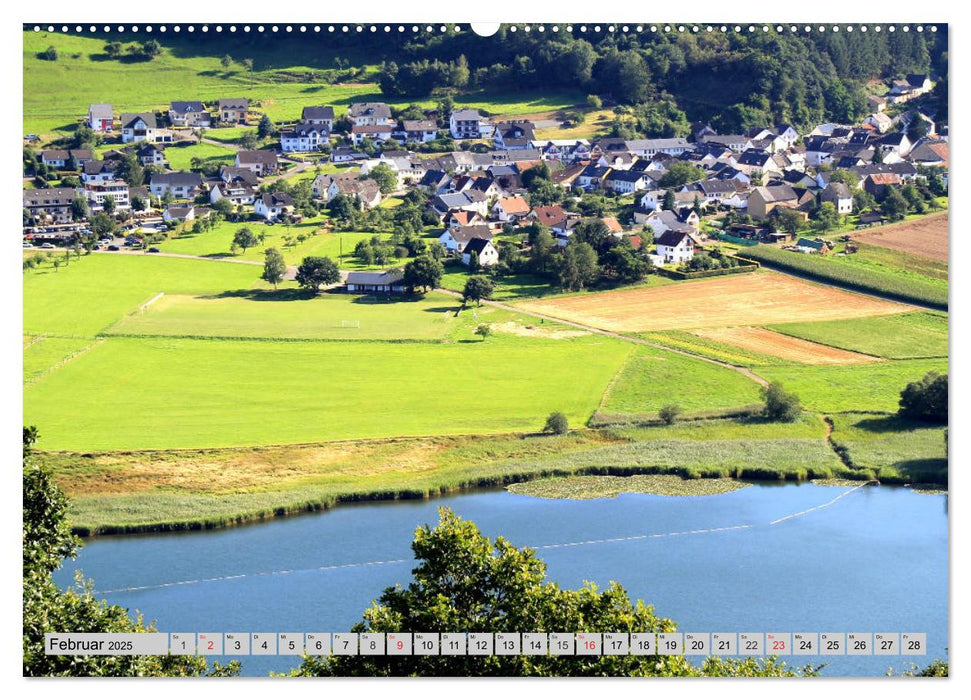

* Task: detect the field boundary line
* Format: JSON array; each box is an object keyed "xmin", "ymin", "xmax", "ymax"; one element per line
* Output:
[
  {"xmin": 25, "ymin": 338, "xmax": 106, "ymax": 387},
  {"xmin": 141, "ymin": 292, "xmax": 165, "ymax": 310},
  {"xmin": 436, "ymin": 288, "xmax": 769, "ymax": 387},
  {"xmin": 593, "ymin": 345, "xmax": 639, "ymax": 417},
  {"xmin": 23, "ymin": 334, "xmax": 47, "ymax": 350}
]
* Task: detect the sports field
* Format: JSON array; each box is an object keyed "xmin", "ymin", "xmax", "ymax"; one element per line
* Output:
[
  {"xmin": 516, "ymin": 271, "xmax": 912, "ymax": 332},
  {"xmin": 690, "ymin": 327, "xmax": 882, "ymax": 365}
]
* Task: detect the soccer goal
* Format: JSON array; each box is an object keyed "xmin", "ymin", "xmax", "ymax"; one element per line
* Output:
[{"xmin": 340, "ymin": 320, "xmax": 361, "ymax": 329}]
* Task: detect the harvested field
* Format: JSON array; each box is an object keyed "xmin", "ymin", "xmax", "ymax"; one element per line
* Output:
[
  {"xmin": 517, "ymin": 272, "xmax": 912, "ymax": 332},
  {"xmin": 691, "ymin": 327, "xmax": 883, "ymax": 365},
  {"xmin": 850, "ymin": 212, "xmax": 949, "ymax": 261}
]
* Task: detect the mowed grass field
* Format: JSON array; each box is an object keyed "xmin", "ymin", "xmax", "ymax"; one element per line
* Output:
[
  {"xmin": 769, "ymin": 312, "xmax": 948, "ymax": 360},
  {"xmin": 109, "ymin": 290, "xmax": 469, "ymax": 341},
  {"xmin": 162, "ymin": 141, "xmax": 237, "ymax": 171},
  {"xmin": 516, "ymin": 271, "xmax": 912, "ymax": 332},
  {"xmin": 25, "ymin": 333, "xmax": 631, "ymax": 451},
  {"xmin": 23, "ymin": 253, "xmax": 263, "ymax": 336},
  {"xmin": 829, "ymin": 412, "xmax": 947, "ymax": 483}
]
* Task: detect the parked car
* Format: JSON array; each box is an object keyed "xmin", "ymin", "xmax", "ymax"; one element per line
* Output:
[
  {"xmin": 147, "ymin": 247, "xmax": 160, "ymax": 253},
  {"xmin": 107, "ymin": 245, "xmax": 120, "ymax": 251},
  {"xmin": 40, "ymin": 243, "xmax": 56, "ymax": 249},
  {"xmin": 22, "ymin": 241, "xmax": 32, "ymax": 248}
]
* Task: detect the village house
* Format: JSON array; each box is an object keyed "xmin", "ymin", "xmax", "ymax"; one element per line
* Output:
[
  {"xmin": 87, "ymin": 103, "xmax": 113, "ymax": 133},
  {"xmin": 888, "ymin": 74, "xmax": 933, "ymax": 104},
  {"xmin": 492, "ymin": 195, "xmax": 530, "ymax": 223},
  {"xmin": 448, "ymin": 210, "xmax": 487, "ymax": 230},
  {"xmin": 210, "ymin": 168, "xmax": 258, "ymax": 206},
  {"xmin": 449, "ymin": 108, "xmax": 494, "ymax": 139},
  {"xmin": 163, "ymin": 205, "xmax": 197, "ymax": 223},
  {"xmin": 640, "ymin": 209, "xmax": 699, "ymax": 239},
  {"xmin": 235, "ymin": 150, "xmax": 279, "ymax": 176},
  {"xmin": 40, "ymin": 149, "xmax": 92, "ymax": 169},
  {"xmin": 429, "ymin": 191, "xmax": 490, "ymax": 219},
  {"xmin": 350, "ymin": 123, "xmax": 394, "ymax": 145},
  {"xmin": 280, "ymin": 123, "xmax": 330, "ymax": 153},
  {"xmin": 864, "ymin": 112, "xmax": 894, "ymax": 133},
  {"xmin": 121, "ymin": 112, "xmax": 171, "ymax": 144},
  {"xmin": 328, "ymin": 178, "xmax": 382, "ymax": 209},
  {"xmin": 655, "ymin": 231, "xmax": 695, "ymax": 265},
  {"xmin": 136, "ymin": 143, "xmax": 167, "ymax": 167},
  {"xmin": 626, "ymin": 138, "xmax": 691, "ymax": 157},
  {"xmin": 867, "ymin": 95, "xmax": 888, "ymax": 113},
  {"xmin": 348, "ymin": 102, "xmax": 393, "ymax": 126},
  {"xmin": 462, "ymin": 237, "xmax": 499, "ymax": 267},
  {"xmin": 169, "ymin": 101, "xmax": 211, "ymax": 128},
  {"xmin": 344, "ymin": 270, "xmax": 406, "ymax": 294},
  {"xmin": 85, "ymin": 179, "xmax": 130, "ymax": 211},
  {"xmin": 302, "ymin": 106, "xmax": 335, "ymax": 130},
  {"xmin": 81, "ymin": 159, "xmax": 118, "ymax": 184},
  {"xmin": 330, "ymin": 146, "xmax": 367, "ymax": 163},
  {"xmin": 218, "ymin": 99, "xmax": 249, "ymax": 124},
  {"xmin": 863, "ymin": 172, "xmax": 902, "ymax": 199},
  {"xmin": 603, "ymin": 169, "xmax": 650, "ymax": 194},
  {"xmin": 577, "ymin": 165, "xmax": 611, "ymax": 190},
  {"xmin": 876, "ymin": 132, "xmax": 912, "ymax": 158},
  {"xmin": 418, "ymin": 170, "xmax": 452, "ymax": 195},
  {"xmin": 254, "ymin": 192, "xmax": 295, "ymax": 221},
  {"xmin": 493, "ymin": 121, "xmax": 537, "ymax": 150},
  {"xmin": 396, "ymin": 119, "xmax": 438, "ymax": 143},
  {"xmin": 439, "ymin": 224, "xmax": 494, "ymax": 253},
  {"xmin": 821, "ymin": 182, "xmax": 854, "ymax": 214},
  {"xmin": 149, "ymin": 172, "xmax": 204, "ymax": 200},
  {"xmin": 748, "ymin": 184, "xmax": 803, "ymax": 221},
  {"xmin": 23, "ymin": 187, "xmax": 80, "ymax": 224},
  {"xmin": 909, "ymin": 141, "xmax": 948, "ymax": 168}
]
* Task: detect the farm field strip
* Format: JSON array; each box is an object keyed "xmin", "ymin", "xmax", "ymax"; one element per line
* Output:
[
  {"xmin": 768, "ymin": 312, "xmax": 949, "ymax": 360},
  {"xmin": 691, "ymin": 327, "xmax": 883, "ymax": 365},
  {"xmin": 516, "ymin": 271, "xmax": 913, "ymax": 332},
  {"xmin": 849, "ymin": 211, "xmax": 948, "ymax": 262}
]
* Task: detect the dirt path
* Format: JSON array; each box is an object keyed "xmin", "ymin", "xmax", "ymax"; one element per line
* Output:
[{"xmin": 436, "ymin": 287, "xmax": 769, "ymax": 387}]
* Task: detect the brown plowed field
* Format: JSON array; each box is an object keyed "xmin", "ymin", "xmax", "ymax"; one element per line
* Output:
[
  {"xmin": 851, "ymin": 212, "xmax": 948, "ymax": 261},
  {"xmin": 517, "ymin": 272, "xmax": 912, "ymax": 332},
  {"xmin": 692, "ymin": 327, "xmax": 882, "ymax": 365}
]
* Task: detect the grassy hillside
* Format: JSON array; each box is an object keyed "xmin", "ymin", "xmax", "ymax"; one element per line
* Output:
[{"xmin": 23, "ymin": 30, "xmax": 583, "ymax": 139}]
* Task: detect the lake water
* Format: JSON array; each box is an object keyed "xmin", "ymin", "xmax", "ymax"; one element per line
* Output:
[{"xmin": 54, "ymin": 482, "xmax": 948, "ymax": 677}]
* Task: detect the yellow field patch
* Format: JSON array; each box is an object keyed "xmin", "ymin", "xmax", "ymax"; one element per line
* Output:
[
  {"xmin": 692, "ymin": 327, "xmax": 883, "ymax": 365},
  {"xmin": 517, "ymin": 272, "xmax": 912, "ymax": 332}
]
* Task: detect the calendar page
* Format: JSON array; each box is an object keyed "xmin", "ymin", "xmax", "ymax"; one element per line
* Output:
[{"xmin": 19, "ymin": 12, "xmax": 950, "ymax": 685}]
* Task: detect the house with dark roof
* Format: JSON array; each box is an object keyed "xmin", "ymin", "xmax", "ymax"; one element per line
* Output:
[
  {"xmin": 235, "ymin": 150, "xmax": 279, "ymax": 176},
  {"xmin": 120, "ymin": 112, "xmax": 171, "ymax": 144},
  {"xmin": 398, "ymin": 119, "xmax": 439, "ymax": 143},
  {"xmin": 280, "ymin": 123, "xmax": 330, "ymax": 152},
  {"xmin": 301, "ymin": 106, "xmax": 335, "ymax": 129},
  {"xmin": 449, "ymin": 109, "xmax": 494, "ymax": 139},
  {"xmin": 344, "ymin": 270, "xmax": 406, "ymax": 294},
  {"xmin": 149, "ymin": 172, "xmax": 204, "ymax": 200},
  {"xmin": 218, "ymin": 99, "xmax": 249, "ymax": 124},
  {"xmin": 169, "ymin": 101, "xmax": 210, "ymax": 127},
  {"xmin": 348, "ymin": 102, "xmax": 392, "ymax": 126},
  {"xmin": 23, "ymin": 187, "xmax": 81, "ymax": 224},
  {"xmin": 439, "ymin": 224, "xmax": 493, "ymax": 253},
  {"xmin": 493, "ymin": 121, "xmax": 537, "ymax": 150},
  {"xmin": 821, "ymin": 182, "xmax": 854, "ymax": 215},
  {"xmin": 254, "ymin": 192, "xmax": 295, "ymax": 221},
  {"xmin": 655, "ymin": 231, "xmax": 694, "ymax": 264},
  {"xmin": 462, "ymin": 237, "xmax": 499, "ymax": 267}
]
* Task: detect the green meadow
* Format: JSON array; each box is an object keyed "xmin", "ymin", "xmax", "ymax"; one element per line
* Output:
[
  {"xmin": 23, "ymin": 253, "xmax": 262, "ymax": 336},
  {"xmin": 24, "ymin": 336, "xmax": 95, "ymax": 384},
  {"xmin": 756, "ymin": 359, "xmax": 949, "ymax": 414},
  {"xmin": 24, "ymin": 333, "xmax": 630, "ymax": 451},
  {"xmin": 109, "ymin": 290, "xmax": 471, "ymax": 341},
  {"xmin": 829, "ymin": 412, "xmax": 947, "ymax": 484},
  {"xmin": 163, "ymin": 141, "xmax": 237, "ymax": 171},
  {"xmin": 599, "ymin": 346, "xmax": 765, "ymax": 419},
  {"xmin": 769, "ymin": 312, "xmax": 949, "ymax": 360},
  {"xmin": 157, "ymin": 217, "xmax": 391, "ymax": 268}
]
